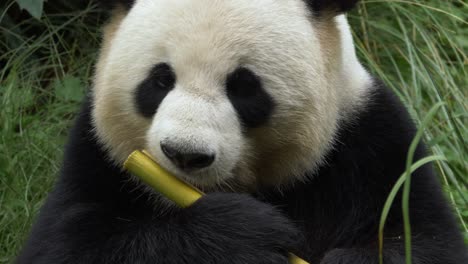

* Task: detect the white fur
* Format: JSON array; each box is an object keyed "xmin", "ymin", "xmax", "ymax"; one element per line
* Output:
[
  {"xmin": 92, "ymin": 0, "xmax": 371, "ymax": 190},
  {"xmin": 147, "ymin": 89, "xmax": 244, "ymax": 188},
  {"xmin": 334, "ymin": 14, "xmax": 372, "ymax": 115}
]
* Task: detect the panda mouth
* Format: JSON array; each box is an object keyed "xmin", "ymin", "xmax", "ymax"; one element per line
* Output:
[
  {"xmin": 148, "ymin": 153, "xmax": 225, "ymax": 190},
  {"xmin": 164, "ymin": 162, "xmax": 247, "ymax": 193},
  {"xmin": 173, "ymin": 169, "xmax": 225, "ymax": 190}
]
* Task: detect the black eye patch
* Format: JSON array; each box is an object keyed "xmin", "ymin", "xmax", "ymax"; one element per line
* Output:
[
  {"xmin": 226, "ymin": 67, "xmax": 274, "ymax": 128},
  {"xmin": 135, "ymin": 63, "xmax": 176, "ymax": 118}
]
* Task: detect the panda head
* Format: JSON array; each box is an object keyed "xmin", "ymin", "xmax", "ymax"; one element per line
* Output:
[{"xmin": 93, "ymin": 0, "xmax": 370, "ymax": 191}]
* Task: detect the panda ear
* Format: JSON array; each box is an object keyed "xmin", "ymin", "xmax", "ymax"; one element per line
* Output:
[
  {"xmin": 96, "ymin": 0, "xmax": 134, "ymax": 10},
  {"xmin": 306, "ymin": 0, "xmax": 360, "ymax": 14}
]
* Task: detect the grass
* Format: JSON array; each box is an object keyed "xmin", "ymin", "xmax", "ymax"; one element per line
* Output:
[
  {"xmin": 0, "ymin": 0, "xmax": 467, "ymax": 263},
  {"xmin": 348, "ymin": 1, "xmax": 468, "ymax": 246},
  {"xmin": 0, "ymin": 1, "xmax": 103, "ymax": 262}
]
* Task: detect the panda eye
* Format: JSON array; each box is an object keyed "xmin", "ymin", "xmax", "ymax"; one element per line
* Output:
[
  {"xmin": 226, "ymin": 67, "xmax": 261, "ymax": 97},
  {"xmin": 152, "ymin": 64, "xmax": 176, "ymax": 90},
  {"xmin": 225, "ymin": 67, "xmax": 274, "ymax": 128},
  {"xmin": 135, "ymin": 63, "xmax": 176, "ymax": 118}
]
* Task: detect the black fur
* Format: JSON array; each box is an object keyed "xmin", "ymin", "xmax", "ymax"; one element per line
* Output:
[
  {"xmin": 135, "ymin": 63, "xmax": 176, "ymax": 118},
  {"xmin": 17, "ymin": 80, "xmax": 467, "ymax": 263},
  {"xmin": 97, "ymin": 0, "xmax": 134, "ymax": 9},
  {"xmin": 259, "ymin": 80, "xmax": 467, "ymax": 263},
  {"xmin": 306, "ymin": 0, "xmax": 360, "ymax": 13},
  {"xmin": 226, "ymin": 67, "xmax": 275, "ymax": 128}
]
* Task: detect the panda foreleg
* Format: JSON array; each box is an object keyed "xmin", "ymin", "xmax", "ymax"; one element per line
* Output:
[
  {"xmin": 18, "ymin": 192, "xmax": 300, "ymax": 264},
  {"xmin": 175, "ymin": 192, "xmax": 301, "ymax": 264}
]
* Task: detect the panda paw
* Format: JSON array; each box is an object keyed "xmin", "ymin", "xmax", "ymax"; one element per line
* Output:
[{"xmin": 180, "ymin": 192, "xmax": 300, "ymax": 264}]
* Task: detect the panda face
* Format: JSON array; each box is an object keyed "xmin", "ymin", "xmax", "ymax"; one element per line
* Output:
[{"xmin": 93, "ymin": 0, "xmax": 369, "ymax": 190}]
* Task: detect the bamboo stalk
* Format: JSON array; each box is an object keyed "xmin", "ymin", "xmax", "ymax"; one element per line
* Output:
[{"xmin": 124, "ymin": 150, "xmax": 309, "ymax": 264}]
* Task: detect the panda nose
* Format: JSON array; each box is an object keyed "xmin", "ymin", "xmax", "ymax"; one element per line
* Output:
[{"xmin": 160, "ymin": 143, "xmax": 215, "ymax": 171}]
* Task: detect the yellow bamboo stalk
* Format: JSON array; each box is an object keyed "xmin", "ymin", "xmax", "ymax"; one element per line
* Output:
[{"xmin": 124, "ymin": 150, "xmax": 309, "ymax": 264}]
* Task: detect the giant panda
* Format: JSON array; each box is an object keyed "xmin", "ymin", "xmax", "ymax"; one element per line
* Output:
[{"xmin": 17, "ymin": 0, "xmax": 467, "ymax": 263}]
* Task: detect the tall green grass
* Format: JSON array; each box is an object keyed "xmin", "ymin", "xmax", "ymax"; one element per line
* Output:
[
  {"xmin": 0, "ymin": 0, "xmax": 466, "ymax": 263},
  {"xmin": 349, "ymin": 0, "xmax": 468, "ymax": 245},
  {"xmin": 0, "ymin": 1, "xmax": 103, "ymax": 262}
]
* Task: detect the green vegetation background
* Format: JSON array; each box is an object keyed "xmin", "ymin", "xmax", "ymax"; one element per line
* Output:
[{"xmin": 0, "ymin": 0, "xmax": 466, "ymax": 262}]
